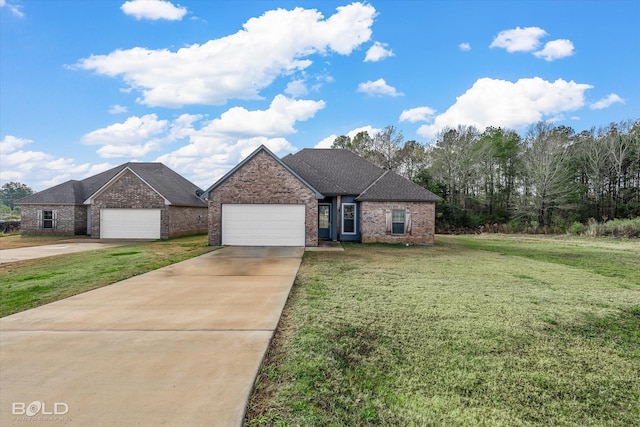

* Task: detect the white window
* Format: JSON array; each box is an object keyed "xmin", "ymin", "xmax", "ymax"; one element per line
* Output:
[
  {"xmin": 386, "ymin": 209, "xmax": 412, "ymax": 235},
  {"xmin": 392, "ymin": 209, "xmax": 405, "ymax": 234},
  {"xmin": 342, "ymin": 203, "xmax": 356, "ymax": 234},
  {"xmin": 38, "ymin": 209, "xmax": 58, "ymax": 229}
]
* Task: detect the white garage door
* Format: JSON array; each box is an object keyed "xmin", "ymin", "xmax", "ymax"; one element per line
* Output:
[
  {"xmin": 222, "ymin": 204, "xmax": 305, "ymax": 246},
  {"xmin": 101, "ymin": 209, "xmax": 161, "ymax": 239}
]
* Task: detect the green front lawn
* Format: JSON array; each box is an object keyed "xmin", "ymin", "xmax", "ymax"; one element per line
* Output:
[
  {"xmin": 0, "ymin": 234, "xmax": 217, "ymax": 317},
  {"xmin": 246, "ymin": 235, "xmax": 640, "ymax": 426}
]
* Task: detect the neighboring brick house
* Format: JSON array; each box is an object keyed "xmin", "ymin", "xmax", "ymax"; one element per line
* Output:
[
  {"xmin": 202, "ymin": 145, "xmax": 441, "ymax": 246},
  {"xmin": 17, "ymin": 163, "xmax": 207, "ymax": 239}
]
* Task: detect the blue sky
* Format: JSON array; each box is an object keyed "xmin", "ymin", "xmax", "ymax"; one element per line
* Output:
[{"xmin": 1, "ymin": 0, "xmax": 638, "ymax": 191}]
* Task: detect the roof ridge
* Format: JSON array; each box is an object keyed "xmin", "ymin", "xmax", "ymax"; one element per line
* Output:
[{"xmin": 356, "ymin": 169, "xmax": 387, "ymax": 199}]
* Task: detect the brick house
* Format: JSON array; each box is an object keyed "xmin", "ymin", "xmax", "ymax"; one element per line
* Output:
[
  {"xmin": 203, "ymin": 145, "xmax": 441, "ymax": 246},
  {"xmin": 17, "ymin": 163, "xmax": 207, "ymax": 239}
]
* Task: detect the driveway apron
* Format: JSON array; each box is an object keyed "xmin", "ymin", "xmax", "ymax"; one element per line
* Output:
[{"xmin": 0, "ymin": 246, "xmax": 303, "ymax": 426}]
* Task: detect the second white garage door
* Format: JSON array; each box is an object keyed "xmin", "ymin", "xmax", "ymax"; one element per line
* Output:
[
  {"xmin": 101, "ymin": 208, "xmax": 161, "ymax": 239},
  {"xmin": 221, "ymin": 204, "xmax": 305, "ymax": 246}
]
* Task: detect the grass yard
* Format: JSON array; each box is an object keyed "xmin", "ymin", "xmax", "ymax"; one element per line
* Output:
[
  {"xmin": 0, "ymin": 234, "xmax": 216, "ymax": 317},
  {"xmin": 245, "ymin": 235, "xmax": 640, "ymax": 426}
]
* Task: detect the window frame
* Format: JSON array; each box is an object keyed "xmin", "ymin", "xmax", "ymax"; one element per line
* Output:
[
  {"xmin": 391, "ymin": 209, "xmax": 405, "ymax": 235},
  {"xmin": 341, "ymin": 203, "xmax": 357, "ymax": 235}
]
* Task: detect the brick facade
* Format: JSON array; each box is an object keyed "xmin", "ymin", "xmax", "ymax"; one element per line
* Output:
[
  {"xmin": 360, "ymin": 201, "xmax": 436, "ymax": 245},
  {"xmin": 168, "ymin": 206, "xmax": 207, "ymax": 238},
  {"xmin": 207, "ymin": 150, "xmax": 318, "ymax": 246},
  {"xmin": 20, "ymin": 204, "xmax": 87, "ymax": 235},
  {"xmin": 90, "ymin": 170, "xmax": 168, "ymax": 238}
]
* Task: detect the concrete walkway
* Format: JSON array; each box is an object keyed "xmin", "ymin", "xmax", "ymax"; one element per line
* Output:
[
  {"xmin": 0, "ymin": 246, "xmax": 303, "ymax": 426},
  {"xmin": 0, "ymin": 242, "xmax": 129, "ymax": 264}
]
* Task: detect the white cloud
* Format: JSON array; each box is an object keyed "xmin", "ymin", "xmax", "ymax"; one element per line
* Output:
[
  {"xmin": 207, "ymin": 95, "xmax": 325, "ymax": 136},
  {"xmin": 121, "ymin": 0, "xmax": 187, "ymax": 21},
  {"xmin": 0, "ymin": 135, "xmax": 109, "ymax": 190},
  {"xmin": 285, "ymin": 79, "xmax": 309, "ymax": 98},
  {"xmin": 490, "ymin": 26, "xmax": 548, "ymax": 52},
  {"xmin": 459, "ymin": 42, "xmax": 471, "ymax": 52},
  {"xmin": 0, "ymin": 0, "xmax": 24, "ymax": 17},
  {"xmin": 364, "ymin": 41, "xmax": 394, "ymax": 62},
  {"xmin": 109, "ymin": 104, "xmax": 129, "ymax": 114},
  {"xmin": 399, "ymin": 106, "xmax": 436, "ymax": 123},
  {"xmin": 590, "ymin": 93, "xmax": 625, "ymax": 110},
  {"xmin": 533, "ymin": 39, "xmax": 575, "ymax": 61},
  {"xmin": 75, "ymin": 95, "xmax": 322, "ymax": 186},
  {"xmin": 0, "ymin": 135, "xmax": 32, "ymax": 152},
  {"xmin": 417, "ymin": 77, "xmax": 593, "ymax": 139},
  {"xmin": 82, "ymin": 114, "xmax": 169, "ymax": 146},
  {"xmin": 76, "ymin": 3, "xmax": 376, "ymax": 107},
  {"xmin": 357, "ymin": 78, "xmax": 403, "ymax": 97}
]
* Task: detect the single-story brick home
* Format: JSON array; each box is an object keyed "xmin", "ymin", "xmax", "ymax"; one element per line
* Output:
[
  {"xmin": 202, "ymin": 145, "xmax": 441, "ymax": 246},
  {"xmin": 17, "ymin": 162, "xmax": 207, "ymax": 239}
]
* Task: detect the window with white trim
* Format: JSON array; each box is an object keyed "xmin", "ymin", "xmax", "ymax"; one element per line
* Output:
[
  {"xmin": 342, "ymin": 203, "xmax": 356, "ymax": 234},
  {"xmin": 37, "ymin": 209, "xmax": 58, "ymax": 229},
  {"xmin": 392, "ymin": 209, "xmax": 405, "ymax": 234}
]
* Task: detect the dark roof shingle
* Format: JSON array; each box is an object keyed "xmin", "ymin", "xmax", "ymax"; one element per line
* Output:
[
  {"xmin": 17, "ymin": 162, "xmax": 205, "ymax": 207},
  {"xmin": 356, "ymin": 170, "xmax": 442, "ymax": 202},
  {"xmin": 282, "ymin": 149, "xmax": 383, "ymax": 195},
  {"xmin": 283, "ymin": 148, "xmax": 441, "ymax": 202}
]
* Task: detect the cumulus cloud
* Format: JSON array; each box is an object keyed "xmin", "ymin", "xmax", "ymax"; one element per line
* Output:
[
  {"xmin": 75, "ymin": 95, "xmax": 323, "ymax": 186},
  {"xmin": 82, "ymin": 114, "xmax": 169, "ymax": 146},
  {"xmin": 533, "ymin": 39, "xmax": 575, "ymax": 61},
  {"xmin": 490, "ymin": 26, "xmax": 548, "ymax": 52},
  {"xmin": 491, "ymin": 26, "xmax": 575, "ymax": 61},
  {"xmin": 207, "ymin": 95, "xmax": 325, "ymax": 135},
  {"xmin": 0, "ymin": 135, "xmax": 110, "ymax": 190},
  {"xmin": 364, "ymin": 41, "xmax": 394, "ymax": 62},
  {"xmin": 0, "ymin": 0, "xmax": 24, "ymax": 17},
  {"xmin": 416, "ymin": 77, "xmax": 593, "ymax": 139},
  {"xmin": 75, "ymin": 2, "xmax": 376, "ymax": 107},
  {"xmin": 357, "ymin": 78, "xmax": 403, "ymax": 97},
  {"xmin": 399, "ymin": 106, "xmax": 436, "ymax": 123},
  {"xmin": 121, "ymin": 0, "xmax": 187, "ymax": 21},
  {"xmin": 459, "ymin": 42, "xmax": 471, "ymax": 52},
  {"xmin": 108, "ymin": 104, "xmax": 128, "ymax": 114},
  {"xmin": 590, "ymin": 93, "xmax": 625, "ymax": 110},
  {"xmin": 285, "ymin": 79, "xmax": 309, "ymax": 98},
  {"xmin": 0, "ymin": 135, "xmax": 32, "ymax": 152}
]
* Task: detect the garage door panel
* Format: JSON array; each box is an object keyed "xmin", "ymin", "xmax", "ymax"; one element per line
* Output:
[
  {"xmin": 222, "ymin": 204, "xmax": 305, "ymax": 246},
  {"xmin": 101, "ymin": 209, "xmax": 161, "ymax": 239}
]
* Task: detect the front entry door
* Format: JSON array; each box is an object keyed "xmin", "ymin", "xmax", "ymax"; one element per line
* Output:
[{"xmin": 318, "ymin": 204, "xmax": 331, "ymax": 239}]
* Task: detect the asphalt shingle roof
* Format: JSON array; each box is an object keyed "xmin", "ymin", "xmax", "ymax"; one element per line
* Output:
[
  {"xmin": 357, "ymin": 170, "xmax": 442, "ymax": 202},
  {"xmin": 282, "ymin": 149, "xmax": 383, "ymax": 196},
  {"xmin": 17, "ymin": 162, "xmax": 206, "ymax": 207},
  {"xmin": 282, "ymin": 148, "xmax": 442, "ymax": 202}
]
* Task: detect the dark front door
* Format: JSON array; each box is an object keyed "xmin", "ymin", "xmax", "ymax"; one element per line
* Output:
[{"xmin": 318, "ymin": 204, "xmax": 331, "ymax": 239}]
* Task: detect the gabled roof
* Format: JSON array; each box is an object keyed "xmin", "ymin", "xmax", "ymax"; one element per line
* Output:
[
  {"xmin": 357, "ymin": 170, "xmax": 442, "ymax": 202},
  {"xmin": 282, "ymin": 148, "xmax": 442, "ymax": 202},
  {"xmin": 282, "ymin": 149, "xmax": 383, "ymax": 196},
  {"xmin": 17, "ymin": 162, "xmax": 206, "ymax": 207},
  {"xmin": 202, "ymin": 145, "xmax": 324, "ymax": 199}
]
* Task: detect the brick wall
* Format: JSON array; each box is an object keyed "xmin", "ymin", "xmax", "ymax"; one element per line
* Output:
[
  {"xmin": 20, "ymin": 204, "xmax": 86, "ymax": 235},
  {"xmin": 360, "ymin": 201, "xmax": 436, "ymax": 244},
  {"xmin": 168, "ymin": 206, "xmax": 208, "ymax": 237},
  {"xmin": 90, "ymin": 170, "xmax": 167, "ymax": 238},
  {"xmin": 207, "ymin": 150, "xmax": 318, "ymax": 246}
]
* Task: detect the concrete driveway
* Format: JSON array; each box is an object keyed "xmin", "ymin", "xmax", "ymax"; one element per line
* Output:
[
  {"xmin": 0, "ymin": 242, "xmax": 129, "ymax": 264},
  {"xmin": 0, "ymin": 246, "xmax": 303, "ymax": 426}
]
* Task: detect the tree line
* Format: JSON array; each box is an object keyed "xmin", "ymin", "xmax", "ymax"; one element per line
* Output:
[{"xmin": 333, "ymin": 120, "xmax": 640, "ymax": 232}]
